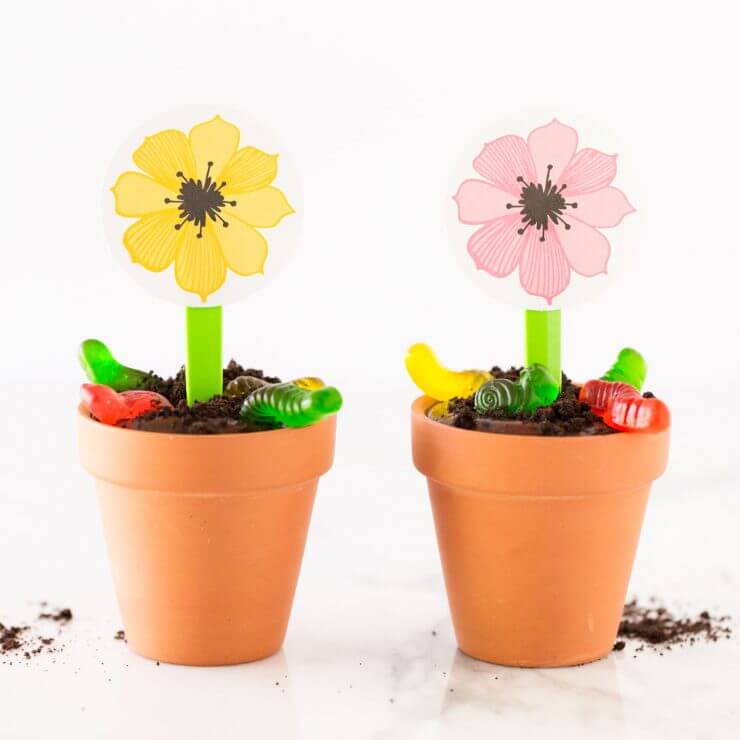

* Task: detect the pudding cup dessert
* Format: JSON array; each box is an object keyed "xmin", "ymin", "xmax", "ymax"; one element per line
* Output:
[
  {"xmin": 78, "ymin": 349, "xmax": 341, "ymax": 666},
  {"xmin": 91, "ymin": 111, "xmax": 328, "ymax": 664},
  {"xmin": 408, "ymin": 346, "xmax": 669, "ymax": 667}
]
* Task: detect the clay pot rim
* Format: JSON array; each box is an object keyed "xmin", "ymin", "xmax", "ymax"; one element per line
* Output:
[
  {"xmin": 78, "ymin": 405, "xmax": 337, "ymax": 492},
  {"xmin": 411, "ymin": 395, "xmax": 670, "ymax": 495},
  {"xmin": 411, "ymin": 395, "xmax": 669, "ymax": 442},
  {"xmin": 77, "ymin": 404, "xmax": 334, "ymax": 442}
]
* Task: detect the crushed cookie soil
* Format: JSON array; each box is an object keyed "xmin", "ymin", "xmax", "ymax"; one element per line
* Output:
[
  {"xmin": 116, "ymin": 361, "xmax": 282, "ymax": 435},
  {"xmin": 437, "ymin": 368, "xmax": 650, "ymax": 436}
]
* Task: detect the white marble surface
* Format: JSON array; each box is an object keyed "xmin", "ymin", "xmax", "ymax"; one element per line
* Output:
[{"xmin": 1, "ymin": 384, "xmax": 739, "ymax": 739}]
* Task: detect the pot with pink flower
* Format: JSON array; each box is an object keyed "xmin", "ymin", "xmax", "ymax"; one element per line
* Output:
[{"xmin": 409, "ymin": 119, "xmax": 670, "ymax": 667}]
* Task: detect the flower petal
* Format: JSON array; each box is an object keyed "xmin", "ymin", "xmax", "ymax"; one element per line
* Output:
[
  {"xmin": 570, "ymin": 187, "xmax": 634, "ymax": 228},
  {"xmin": 559, "ymin": 148, "xmax": 617, "ymax": 194},
  {"xmin": 473, "ymin": 135, "xmax": 535, "ymax": 194},
  {"xmin": 216, "ymin": 217, "xmax": 268, "ymax": 275},
  {"xmin": 558, "ymin": 218, "xmax": 611, "ymax": 276},
  {"xmin": 123, "ymin": 211, "xmax": 182, "ymax": 272},
  {"xmin": 454, "ymin": 179, "xmax": 513, "ymax": 224},
  {"xmin": 467, "ymin": 215, "xmax": 524, "ymax": 277},
  {"xmin": 527, "ymin": 119, "xmax": 578, "ymax": 186},
  {"xmin": 225, "ymin": 187, "xmax": 294, "ymax": 228},
  {"xmin": 112, "ymin": 172, "xmax": 177, "ymax": 217},
  {"xmin": 189, "ymin": 115, "xmax": 240, "ymax": 182},
  {"xmin": 174, "ymin": 227, "xmax": 227, "ymax": 302},
  {"xmin": 519, "ymin": 228, "xmax": 571, "ymax": 304},
  {"xmin": 220, "ymin": 147, "xmax": 278, "ymax": 194},
  {"xmin": 133, "ymin": 129, "xmax": 196, "ymax": 191}
]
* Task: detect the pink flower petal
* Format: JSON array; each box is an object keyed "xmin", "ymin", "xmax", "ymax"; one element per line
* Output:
[
  {"xmin": 558, "ymin": 218, "xmax": 611, "ymax": 276},
  {"xmin": 570, "ymin": 187, "xmax": 634, "ymax": 228},
  {"xmin": 473, "ymin": 135, "xmax": 536, "ymax": 195},
  {"xmin": 454, "ymin": 179, "xmax": 513, "ymax": 224},
  {"xmin": 527, "ymin": 119, "xmax": 578, "ymax": 186},
  {"xmin": 560, "ymin": 148, "xmax": 617, "ymax": 194},
  {"xmin": 518, "ymin": 228, "xmax": 571, "ymax": 304},
  {"xmin": 467, "ymin": 215, "xmax": 524, "ymax": 277}
]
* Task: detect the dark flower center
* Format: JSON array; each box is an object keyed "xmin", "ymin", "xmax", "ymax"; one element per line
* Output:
[
  {"xmin": 506, "ymin": 164, "xmax": 577, "ymax": 242},
  {"xmin": 164, "ymin": 162, "xmax": 237, "ymax": 239}
]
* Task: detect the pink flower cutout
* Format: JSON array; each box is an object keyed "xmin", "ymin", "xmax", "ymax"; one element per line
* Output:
[{"xmin": 454, "ymin": 119, "xmax": 634, "ymax": 304}]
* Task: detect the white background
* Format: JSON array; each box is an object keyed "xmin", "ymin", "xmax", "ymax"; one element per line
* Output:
[{"xmin": 1, "ymin": 1, "xmax": 739, "ymax": 738}]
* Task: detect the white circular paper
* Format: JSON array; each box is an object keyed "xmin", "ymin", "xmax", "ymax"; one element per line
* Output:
[
  {"xmin": 446, "ymin": 113, "xmax": 640, "ymax": 311},
  {"xmin": 104, "ymin": 106, "xmax": 301, "ymax": 307}
]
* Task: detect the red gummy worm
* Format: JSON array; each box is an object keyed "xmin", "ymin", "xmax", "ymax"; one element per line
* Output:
[
  {"xmin": 81, "ymin": 384, "xmax": 172, "ymax": 425},
  {"xmin": 603, "ymin": 396, "xmax": 670, "ymax": 433},
  {"xmin": 579, "ymin": 379, "xmax": 640, "ymax": 417}
]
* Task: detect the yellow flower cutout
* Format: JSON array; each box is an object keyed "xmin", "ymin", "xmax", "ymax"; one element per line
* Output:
[{"xmin": 112, "ymin": 115, "xmax": 294, "ymax": 302}]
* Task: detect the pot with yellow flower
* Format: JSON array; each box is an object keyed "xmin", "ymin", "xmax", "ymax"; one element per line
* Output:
[{"xmin": 78, "ymin": 111, "xmax": 341, "ymax": 666}]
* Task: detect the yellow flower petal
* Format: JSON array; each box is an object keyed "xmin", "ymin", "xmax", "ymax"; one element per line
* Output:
[
  {"xmin": 174, "ymin": 227, "xmax": 227, "ymax": 302},
  {"xmin": 188, "ymin": 115, "xmax": 240, "ymax": 182},
  {"xmin": 112, "ymin": 172, "xmax": 177, "ymax": 217},
  {"xmin": 217, "ymin": 216, "xmax": 268, "ymax": 275},
  {"xmin": 224, "ymin": 187, "xmax": 294, "ymax": 228},
  {"xmin": 220, "ymin": 147, "xmax": 278, "ymax": 193},
  {"xmin": 133, "ymin": 129, "xmax": 196, "ymax": 191},
  {"xmin": 123, "ymin": 211, "xmax": 183, "ymax": 272}
]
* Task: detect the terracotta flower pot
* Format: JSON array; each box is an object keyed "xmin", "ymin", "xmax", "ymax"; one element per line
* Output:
[
  {"xmin": 78, "ymin": 408, "xmax": 336, "ymax": 666},
  {"xmin": 411, "ymin": 396, "xmax": 670, "ymax": 667}
]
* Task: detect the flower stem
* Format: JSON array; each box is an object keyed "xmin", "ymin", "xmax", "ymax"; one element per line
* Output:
[
  {"xmin": 186, "ymin": 306, "xmax": 223, "ymax": 405},
  {"xmin": 525, "ymin": 309, "xmax": 561, "ymax": 391}
]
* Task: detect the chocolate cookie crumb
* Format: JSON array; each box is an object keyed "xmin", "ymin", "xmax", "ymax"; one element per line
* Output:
[
  {"xmin": 0, "ymin": 624, "xmax": 29, "ymax": 653},
  {"xmin": 145, "ymin": 361, "xmax": 280, "ymax": 405},
  {"xmin": 618, "ymin": 600, "xmax": 732, "ymax": 650},
  {"xmin": 1, "ymin": 605, "xmax": 71, "ymax": 660},
  {"xmin": 39, "ymin": 608, "xmax": 72, "ymax": 622},
  {"xmin": 117, "ymin": 361, "xmax": 283, "ymax": 435}
]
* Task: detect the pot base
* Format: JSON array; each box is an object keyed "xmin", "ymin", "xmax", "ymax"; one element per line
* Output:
[
  {"xmin": 126, "ymin": 642, "xmax": 283, "ymax": 667},
  {"xmin": 458, "ymin": 645, "xmax": 612, "ymax": 669}
]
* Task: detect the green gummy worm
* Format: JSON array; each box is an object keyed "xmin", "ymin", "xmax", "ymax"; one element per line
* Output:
[
  {"xmin": 473, "ymin": 378, "xmax": 525, "ymax": 414},
  {"xmin": 600, "ymin": 348, "xmax": 647, "ymax": 391},
  {"xmin": 474, "ymin": 364, "xmax": 559, "ymax": 414},
  {"xmin": 78, "ymin": 339, "xmax": 150, "ymax": 392},
  {"xmin": 240, "ymin": 382, "xmax": 343, "ymax": 428}
]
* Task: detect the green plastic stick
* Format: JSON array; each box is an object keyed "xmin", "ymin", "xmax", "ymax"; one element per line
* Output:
[
  {"xmin": 186, "ymin": 306, "xmax": 223, "ymax": 405},
  {"xmin": 525, "ymin": 309, "xmax": 561, "ymax": 391}
]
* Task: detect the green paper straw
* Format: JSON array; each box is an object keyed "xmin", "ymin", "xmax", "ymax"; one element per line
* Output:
[
  {"xmin": 525, "ymin": 309, "xmax": 561, "ymax": 391},
  {"xmin": 186, "ymin": 306, "xmax": 223, "ymax": 405}
]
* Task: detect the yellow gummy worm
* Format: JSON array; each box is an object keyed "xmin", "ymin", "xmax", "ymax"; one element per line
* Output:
[
  {"xmin": 427, "ymin": 401, "xmax": 450, "ymax": 419},
  {"xmin": 405, "ymin": 343, "xmax": 492, "ymax": 401},
  {"xmin": 292, "ymin": 376, "xmax": 325, "ymax": 391}
]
